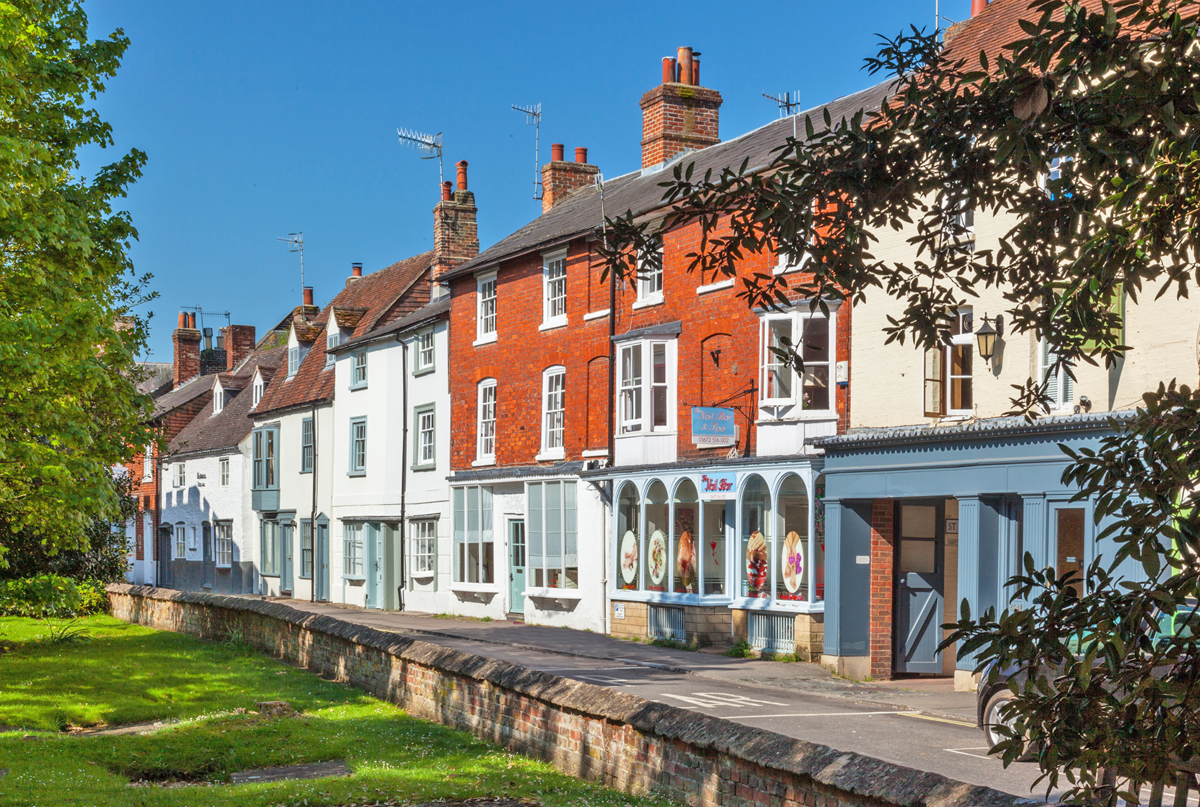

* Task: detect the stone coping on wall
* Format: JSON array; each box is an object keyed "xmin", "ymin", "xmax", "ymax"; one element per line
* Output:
[{"xmin": 107, "ymin": 584, "xmax": 1034, "ymax": 807}]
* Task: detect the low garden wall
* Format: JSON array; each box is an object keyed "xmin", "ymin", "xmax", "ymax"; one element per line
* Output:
[{"xmin": 108, "ymin": 584, "xmax": 1031, "ymax": 807}]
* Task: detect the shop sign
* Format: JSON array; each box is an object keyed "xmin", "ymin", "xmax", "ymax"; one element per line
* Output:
[
  {"xmin": 700, "ymin": 472, "xmax": 736, "ymax": 500},
  {"xmin": 691, "ymin": 406, "xmax": 737, "ymax": 446}
]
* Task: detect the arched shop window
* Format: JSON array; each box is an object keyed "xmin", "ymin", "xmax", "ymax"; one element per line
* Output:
[
  {"xmin": 813, "ymin": 474, "xmax": 827, "ymax": 602},
  {"xmin": 775, "ymin": 475, "xmax": 809, "ymax": 602},
  {"xmin": 673, "ymin": 479, "xmax": 699, "ymax": 594},
  {"xmin": 644, "ymin": 481, "xmax": 669, "ymax": 592},
  {"xmin": 616, "ymin": 482, "xmax": 641, "ymax": 591},
  {"xmin": 741, "ymin": 475, "xmax": 771, "ymax": 599}
]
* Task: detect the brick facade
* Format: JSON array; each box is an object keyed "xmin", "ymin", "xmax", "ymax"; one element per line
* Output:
[
  {"xmin": 108, "ymin": 585, "xmax": 1024, "ymax": 807},
  {"xmin": 542, "ymin": 146, "xmax": 599, "ymax": 213},
  {"xmin": 640, "ymin": 83, "xmax": 722, "ymax": 168},
  {"xmin": 869, "ymin": 499, "xmax": 895, "ymax": 680},
  {"xmin": 432, "ymin": 162, "xmax": 479, "ymax": 282},
  {"xmin": 222, "ymin": 324, "xmax": 256, "ymax": 371},
  {"xmin": 172, "ymin": 323, "xmax": 201, "ymax": 386}
]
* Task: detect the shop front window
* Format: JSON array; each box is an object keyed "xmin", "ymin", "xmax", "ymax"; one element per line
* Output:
[
  {"xmin": 616, "ymin": 482, "xmax": 640, "ymax": 591},
  {"xmin": 644, "ymin": 481, "xmax": 669, "ymax": 593},
  {"xmin": 740, "ymin": 476, "xmax": 771, "ymax": 599},
  {"xmin": 673, "ymin": 479, "xmax": 699, "ymax": 594},
  {"xmin": 775, "ymin": 475, "xmax": 809, "ymax": 602},
  {"xmin": 813, "ymin": 474, "xmax": 826, "ymax": 602},
  {"xmin": 703, "ymin": 499, "xmax": 727, "ymax": 596}
]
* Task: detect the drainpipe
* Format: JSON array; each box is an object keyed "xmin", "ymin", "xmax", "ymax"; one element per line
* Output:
[
  {"xmin": 398, "ymin": 335, "xmax": 409, "ymax": 612},
  {"xmin": 153, "ymin": 444, "xmax": 162, "ymax": 587},
  {"xmin": 602, "ymin": 188, "xmax": 616, "ymax": 637},
  {"xmin": 310, "ymin": 401, "xmax": 318, "ymax": 602}
]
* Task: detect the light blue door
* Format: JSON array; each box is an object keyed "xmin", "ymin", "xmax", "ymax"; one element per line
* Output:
[
  {"xmin": 315, "ymin": 519, "xmax": 330, "ymax": 602},
  {"xmin": 365, "ymin": 523, "xmax": 383, "ymax": 609},
  {"xmin": 509, "ymin": 519, "xmax": 526, "ymax": 616},
  {"xmin": 280, "ymin": 522, "xmax": 294, "ymax": 594}
]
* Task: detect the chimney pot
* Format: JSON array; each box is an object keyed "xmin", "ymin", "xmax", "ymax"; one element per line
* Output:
[
  {"xmin": 188, "ymin": 313, "xmax": 196, "ymax": 329},
  {"xmin": 551, "ymin": 143, "xmax": 565, "ymax": 162},
  {"xmin": 303, "ymin": 286, "xmax": 314, "ymax": 306},
  {"xmin": 971, "ymin": 0, "xmax": 988, "ymax": 15},
  {"xmin": 177, "ymin": 312, "xmax": 186, "ymax": 329},
  {"xmin": 662, "ymin": 57, "xmax": 677, "ymax": 84},
  {"xmin": 456, "ymin": 160, "xmax": 468, "ymax": 191},
  {"xmin": 693, "ymin": 58, "xmax": 699, "ymax": 86},
  {"xmin": 575, "ymin": 147, "xmax": 588, "ymax": 163},
  {"xmin": 351, "ymin": 262, "xmax": 363, "ymax": 277},
  {"xmin": 677, "ymin": 46, "xmax": 694, "ymax": 85},
  {"xmin": 441, "ymin": 181, "xmax": 452, "ymax": 201}
]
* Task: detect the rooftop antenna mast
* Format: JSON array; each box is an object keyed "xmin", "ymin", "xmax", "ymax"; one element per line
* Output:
[
  {"xmin": 276, "ymin": 232, "xmax": 304, "ymax": 292},
  {"xmin": 511, "ymin": 103, "xmax": 543, "ymax": 201},
  {"xmin": 397, "ymin": 127, "xmax": 444, "ymax": 188},
  {"xmin": 763, "ymin": 91, "xmax": 803, "ymax": 140}
]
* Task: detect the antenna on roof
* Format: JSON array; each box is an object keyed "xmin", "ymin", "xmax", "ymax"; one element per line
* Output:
[
  {"xmin": 397, "ymin": 128, "xmax": 444, "ymax": 189},
  {"xmin": 276, "ymin": 232, "xmax": 304, "ymax": 293},
  {"xmin": 764, "ymin": 91, "xmax": 803, "ymax": 141},
  {"xmin": 511, "ymin": 103, "xmax": 543, "ymax": 201}
]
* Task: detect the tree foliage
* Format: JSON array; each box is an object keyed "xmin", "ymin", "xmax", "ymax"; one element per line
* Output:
[
  {"xmin": 0, "ymin": 1, "xmax": 155, "ymax": 566},
  {"xmin": 601, "ymin": 0, "xmax": 1200, "ymax": 800}
]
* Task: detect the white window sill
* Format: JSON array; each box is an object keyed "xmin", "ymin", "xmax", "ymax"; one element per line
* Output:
[
  {"xmin": 538, "ymin": 318, "xmax": 568, "ymax": 332},
  {"xmin": 524, "ymin": 586, "xmax": 583, "ymax": 600},
  {"xmin": 471, "ymin": 457, "xmax": 496, "ymax": 467},
  {"xmin": 696, "ymin": 278, "xmax": 735, "ymax": 295},
  {"xmin": 535, "ymin": 449, "xmax": 565, "ymax": 462},
  {"xmin": 581, "ymin": 449, "xmax": 609, "ymax": 458},
  {"xmin": 343, "ymin": 574, "xmax": 366, "ymax": 584},
  {"xmin": 583, "ymin": 309, "xmax": 610, "ymax": 322},
  {"xmin": 410, "ymin": 570, "xmax": 435, "ymax": 581},
  {"xmin": 773, "ymin": 256, "xmax": 812, "ymax": 276},
  {"xmin": 941, "ymin": 413, "xmax": 972, "ymax": 422},
  {"xmin": 757, "ymin": 410, "xmax": 838, "ymax": 422},
  {"xmin": 632, "ymin": 295, "xmax": 664, "ymax": 311},
  {"xmin": 473, "ymin": 333, "xmax": 497, "ymax": 347},
  {"xmin": 450, "ymin": 581, "xmax": 499, "ymax": 594}
]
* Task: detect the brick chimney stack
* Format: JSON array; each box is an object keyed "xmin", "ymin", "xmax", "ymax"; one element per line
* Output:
[
  {"xmin": 541, "ymin": 144, "xmax": 600, "ymax": 213},
  {"xmin": 432, "ymin": 159, "xmax": 479, "ymax": 283},
  {"xmin": 640, "ymin": 46, "xmax": 722, "ymax": 169},
  {"xmin": 172, "ymin": 311, "xmax": 201, "ymax": 386},
  {"xmin": 221, "ymin": 325, "xmax": 256, "ymax": 371}
]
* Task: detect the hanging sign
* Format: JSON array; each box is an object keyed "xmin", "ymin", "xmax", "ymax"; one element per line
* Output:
[
  {"xmin": 700, "ymin": 472, "xmax": 736, "ymax": 501},
  {"xmin": 691, "ymin": 406, "xmax": 737, "ymax": 446}
]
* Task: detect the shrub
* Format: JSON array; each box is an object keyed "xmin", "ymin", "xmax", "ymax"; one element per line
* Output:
[
  {"xmin": 75, "ymin": 579, "xmax": 110, "ymax": 615},
  {"xmin": 0, "ymin": 574, "xmax": 83, "ymax": 618},
  {"xmin": 725, "ymin": 638, "xmax": 754, "ymax": 658}
]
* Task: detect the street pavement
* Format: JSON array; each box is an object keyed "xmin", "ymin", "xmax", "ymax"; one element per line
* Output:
[{"xmin": 254, "ymin": 597, "xmax": 1056, "ymax": 800}]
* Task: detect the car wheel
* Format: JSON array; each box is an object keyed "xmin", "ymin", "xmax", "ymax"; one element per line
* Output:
[{"xmin": 983, "ymin": 691, "xmax": 1034, "ymax": 762}]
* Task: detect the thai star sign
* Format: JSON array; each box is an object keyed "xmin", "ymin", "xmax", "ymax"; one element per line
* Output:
[
  {"xmin": 691, "ymin": 406, "xmax": 737, "ymax": 447},
  {"xmin": 700, "ymin": 472, "xmax": 737, "ymax": 500}
]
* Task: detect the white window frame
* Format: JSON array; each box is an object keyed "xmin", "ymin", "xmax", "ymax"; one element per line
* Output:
[
  {"xmin": 214, "ymin": 522, "xmax": 232, "ymax": 567},
  {"xmin": 174, "ymin": 522, "xmax": 186, "ymax": 560},
  {"xmin": 343, "ymin": 522, "xmax": 363, "ymax": 577},
  {"xmin": 616, "ymin": 339, "xmax": 676, "ymax": 435},
  {"xmin": 414, "ymin": 328, "xmax": 435, "ymax": 374},
  {"xmin": 475, "ymin": 379, "xmax": 497, "ymax": 464},
  {"xmin": 634, "ymin": 238, "xmax": 664, "ymax": 308},
  {"xmin": 252, "ymin": 373, "xmax": 264, "ymax": 406},
  {"xmin": 301, "ymin": 417, "xmax": 314, "ymax": 473},
  {"xmin": 946, "ymin": 307, "xmax": 975, "ymax": 417},
  {"xmin": 1040, "ymin": 339, "xmax": 1075, "ymax": 411},
  {"xmin": 174, "ymin": 461, "xmax": 185, "ymax": 488},
  {"xmin": 220, "ymin": 457, "xmax": 229, "ymax": 486},
  {"xmin": 452, "ymin": 485, "xmax": 494, "ymax": 585},
  {"xmin": 142, "ymin": 445, "xmax": 153, "ymax": 481},
  {"xmin": 413, "ymin": 404, "xmax": 436, "ymax": 470},
  {"xmin": 410, "ymin": 519, "xmax": 437, "ymax": 575},
  {"xmin": 476, "ymin": 272, "xmax": 498, "ymax": 344},
  {"xmin": 287, "ymin": 345, "xmax": 301, "ymax": 378},
  {"xmin": 349, "ymin": 417, "xmax": 367, "ymax": 476},
  {"xmin": 758, "ymin": 307, "xmax": 837, "ymax": 415},
  {"xmin": 212, "ymin": 382, "xmax": 225, "ymax": 415},
  {"xmin": 541, "ymin": 249, "xmax": 568, "ymax": 329},
  {"xmin": 539, "ymin": 366, "xmax": 566, "ymax": 460},
  {"xmin": 350, "ymin": 350, "xmax": 367, "ymax": 389},
  {"xmin": 325, "ymin": 329, "xmax": 340, "ymax": 368}
]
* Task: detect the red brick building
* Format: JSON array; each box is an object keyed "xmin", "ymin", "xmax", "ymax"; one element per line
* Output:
[{"xmin": 441, "ymin": 47, "xmax": 891, "ymax": 649}]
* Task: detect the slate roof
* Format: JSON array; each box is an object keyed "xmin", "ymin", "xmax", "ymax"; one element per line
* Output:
[
  {"xmin": 252, "ymin": 251, "xmax": 433, "ymax": 417},
  {"xmin": 169, "ymin": 346, "xmax": 287, "ymax": 457},
  {"xmin": 441, "ymin": 80, "xmax": 897, "ymax": 283},
  {"xmin": 135, "ymin": 362, "xmax": 173, "ymax": 397},
  {"xmin": 151, "ymin": 374, "xmax": 213, "ymax": 419},
  {"xmin": 810, "ymin": 410, "xmax": 1134, "ymax": 450},
  {"xmin": 331, "ymin": 297, "xmax": 451, "ymax": 354}
]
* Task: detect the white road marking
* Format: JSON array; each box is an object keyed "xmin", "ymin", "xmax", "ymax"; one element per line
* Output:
[
  {"xmin": 726, "ymin": 710, "xmax": 920, "ymax": 720},
  {"xmin": 658, "ymin": 691, "xmax": 788, "ymax": 709},
  {"xmin": 897, "ymin": 712, "xmax": 977, "ymax": 728},
  {"xmin": 945, "ymin": 747, "xmax": 996, "ymax": 760}
]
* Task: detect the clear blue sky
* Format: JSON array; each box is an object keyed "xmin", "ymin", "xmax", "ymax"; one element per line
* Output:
[{"xmin": 80, "ymin": 0, "xmax": 968, "ymax": 362}]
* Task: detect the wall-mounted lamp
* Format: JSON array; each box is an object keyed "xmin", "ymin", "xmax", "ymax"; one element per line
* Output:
[
  {"xmin": 976, "ymin": 314, "xmax": 1003, "ymax": 363},
  {"xmin": 709, "ymin": 348, "xmax": 722, "ymax": 367}
]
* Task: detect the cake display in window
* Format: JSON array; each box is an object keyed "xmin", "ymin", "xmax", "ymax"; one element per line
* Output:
[
  {"xmin": 745, "ymin": 530, "xmax": 768, "ymax": 597},
  {"xmin": 620, "ymin": 530, "xmax": 638, "ymax": 586},
  {"xmin": 648, "ymin": 529, "xmax": 667, "ymax": 586},
  {"xmin": 781, "ymin": 531, "xmax": 803, "ymax": 594}
]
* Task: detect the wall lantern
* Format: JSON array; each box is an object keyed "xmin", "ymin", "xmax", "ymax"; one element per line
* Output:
[{"xmin": 976, "ymin": 314, "xmax": 1003, "ymax": 363}]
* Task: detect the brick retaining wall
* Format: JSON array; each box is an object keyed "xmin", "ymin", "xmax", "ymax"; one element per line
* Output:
[{"xmin": 108, "ymin": 585, "xmax": 1030, "ymax": 807}]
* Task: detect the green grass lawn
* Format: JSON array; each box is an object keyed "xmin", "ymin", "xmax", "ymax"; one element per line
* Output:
[{"xmin": 0, "ymin": 615, "xmax": 671, "ymax": 807}]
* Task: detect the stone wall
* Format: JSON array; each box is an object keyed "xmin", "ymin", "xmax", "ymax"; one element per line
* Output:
[{"xmin": 108, "ymin": 584, "xmax": 1028, "ymax": 807}]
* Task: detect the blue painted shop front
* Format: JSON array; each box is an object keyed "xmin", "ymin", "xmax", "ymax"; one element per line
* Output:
[{"xmin": 813, "ymin": 413, "xmax": 1134, "ymax": 687}]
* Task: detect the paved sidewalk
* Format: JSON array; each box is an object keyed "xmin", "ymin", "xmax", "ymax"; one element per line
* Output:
[{"xmin": 255, "ymin": 597, "xmax": 979, "ymax": 723}]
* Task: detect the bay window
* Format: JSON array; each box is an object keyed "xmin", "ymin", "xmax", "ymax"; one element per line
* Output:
[
  {"xmin": 617, "ymin": 340, "xmax": 675, "ymax": 434},
  {"xmin": 527, "ymin": 481, "xmax": 577, "ymax": 588},
  {"xmin": 759, "ymin": 308, "xmax": 835, "ymax": 413},
  {"xmin": 252, "ymin": 427, "xmax": 277, "ymax": 490},
  {"xmin": 452, "ymin": 486, "xmax": 494, "ymax": 584}
]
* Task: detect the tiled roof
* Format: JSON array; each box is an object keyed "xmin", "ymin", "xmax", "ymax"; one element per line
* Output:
[
  {"xmin": 941, "ymin": 0, "xmax": 1103, "ymax": 70},
  {"xmin": 135, "ymin": 362, "xmax": 174, "ymax": 397},
  {"xmin": 151, "ymin": 374, "xmax": 212, "ymax": 419},
  {"xmin": 810, "ymin": 410, "xmax": 1134, "ymax": 450},
  {"xmin": 331, "ymin": 297, "xmax": 451, "ymax": 354},
  {"xmin": 169, "ymin": 346, "xmax": 287, "ymax": 457},
  {"xmin": 441, "ymin": 80, "xmax": 897, "ymax": 283},
  {"xmin": 252, "ymin": 251, "xmax": 433, "ymax": 417}
]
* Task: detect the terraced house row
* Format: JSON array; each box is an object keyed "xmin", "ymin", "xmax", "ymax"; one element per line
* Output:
[{"xmin": 125, "ymin": 0, "xmax": 1196, "ymax": 689}]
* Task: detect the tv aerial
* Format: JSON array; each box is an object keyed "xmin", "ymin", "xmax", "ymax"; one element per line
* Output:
[
  {"xmin": 276, "ymin": 232, "xmax": 304, "ymax": 291},
  {"xmin": 397, "ymin": 128, "xmax": 444, "ymax": 188},
  {"xmin": 511, "ymin": 103, "xmax": 542, "ymax": 201},
  {"xmin": 764, "ymin": 91, "xmax": 804, "ymax": 140}
]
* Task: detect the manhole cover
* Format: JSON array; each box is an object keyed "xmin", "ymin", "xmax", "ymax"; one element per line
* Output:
[{"xmin": 230, "ymin": 760, "xmax": 352, "ymax": 784}]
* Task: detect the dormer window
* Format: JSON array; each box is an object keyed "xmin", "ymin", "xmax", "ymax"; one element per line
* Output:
[
  {"xmin": 212, "ymin": 384, "xmax": 225, "ymax": 416},
  {"xmin": 325, "ymin": 329, "xmax": 340, "ymax": 368},
  {"xmin": 287, "ymin": 345, "xmax": 307, "ymax": 378},
  {"xmin": 252, "ymin": 373, "xmax": 264, "ymax": 406}
]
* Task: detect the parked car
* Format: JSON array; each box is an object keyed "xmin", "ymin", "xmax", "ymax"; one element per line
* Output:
[{"xmin": 977, "ymin": 599, "xmax": 1198, "ymax": 757}]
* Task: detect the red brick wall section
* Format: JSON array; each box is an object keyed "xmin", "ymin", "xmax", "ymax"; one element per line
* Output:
[
  {"xmin": 222, "ymin": 325, "xmax": 257, "ymax": 372},
  {"xmin": 640, "ymin": 84, "xmax": 723, "ymax": 169},
  {"xmin": 433, "ymin": 191, "xmax": 479, "ymax": 282},
  {"xmin": 870, "ymin": 500, "xmax": 896, "ymax": 681},
  {"xmin": 173, "ymin": 328, "xmax": 201, "ymax": 386},
  {"xmin": 542, "ymin": 160, "xmax": 599, "ymax": 213},
  {"xmin": 107, "ymin": 585, "xmax": 1025, "ymax": 807}
]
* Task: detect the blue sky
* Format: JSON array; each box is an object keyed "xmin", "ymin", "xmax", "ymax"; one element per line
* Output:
[{"xmin": 81, "ymin": 0, "xmax": 963, "ymax": 361}]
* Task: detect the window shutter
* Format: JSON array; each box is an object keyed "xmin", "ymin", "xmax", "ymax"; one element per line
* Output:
[
  {"xmin": 923, "ymin": 346, "xmax": 945, "ymax": 417},
  {"xmin": 1042, "ymin": 340, "xmax": 1058, "ymax": 405}
]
